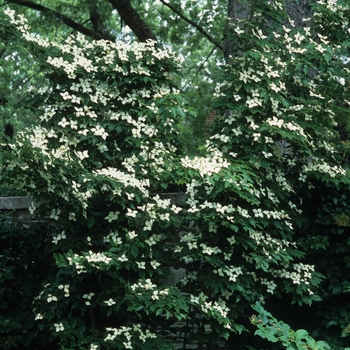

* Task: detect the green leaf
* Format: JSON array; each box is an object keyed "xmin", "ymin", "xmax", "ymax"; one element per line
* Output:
[
  {"xmin": 130, "ymin": 244, "xmax": 138, "ymax": 257},
  {"xmin": 294, "ymin": 329, "xmax": 309, "ymax": 340},
  {"xmin": 87, "ymin": 216, "xmax": 95, "ymax": 229}
]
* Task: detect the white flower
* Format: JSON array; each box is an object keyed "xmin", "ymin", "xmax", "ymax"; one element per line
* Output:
[
  {"xmin": 118, "ymin": 254, "xmax": 128, "ymax": 262},
  {"xmin": 60, "ymin": 91, "xmax": 71, "ymax": 100},
  {"xmin": 294, "ymin": 33, "xmax": 305, "ymax": 44},
  {"xmin": 187, "ymin": 242, "xmax": 198, "ymax": 250},
  {"xmin": 76, "ymin": 150, "xmax": 89, "ymax": 160},
  {"xmin": 239, "ymin": 70, "xmax": 250, "ymax": 83},
  {"xmin": 126, "ymin": 208, "xmax": 138, "ymax": 218},
  {"xmin": 128, "ymin": 231, "xmax": 138, "ymax": 239},
  {"xmin": 58, "ymin": 284, "xmax": 70, "ymax": 297},
  {"xmin": 227, "ymin": 236, "xmax": 235, "ymax": 245},
  {"xmin": 58, "ymin": 117, "xmax": 70, "ymax": 128},
  {"xmin": 159, "ymin": 213, "xmax": 170, "ymax": 221},
  {"xmin": 293, "ymin": 47, "xmax": 307, "ymax": 54},
  {"xmin": 29, "ymin": 202, "xmax": 36, "ymax": 215},
  {"xmin": 91, "ymin": 125, "xmax": 108, "ymax": 140},
  {"xmin": 83, "ymin": 292, "xmax": 95, "ymax": 305},
  {"xmin": 315, "ymin": 44, "xmax": 327, "ymax": 53},
  {"xmin": 151, "ymin": 290, "xmax": 159, "ymax": 300},
  {"xmin": 52, "ymin": 231, "xmax": 66, "ymax": 244},
  {"xmin": 71, "ymin": 94, "xmax": 81, "ymax": 104},
  {"xmin": 105, "ymin": 211, "xmax": 120, "ymax": 222},
  {"xmin": 266, "ymin": 116, "xmax": 283, "ymax": 128},
  {"xmin": 159, "ymin": 288, "xmax": 169, "ymax": 296},
  {"xmin": 136, "ymin": 261, "xmax": 146, "ymax": 269},
  {"xmin": 234, "ymin": 26, "xmax": 245, "ymax": 35},
  {"xmin": 54, "ymin": 323, "xmax": 64, "ymax": 332},
  {"xmin": 123, "ymin": 342, "xmax": 133, "ymax": 349},
  {"xmin": 104, "ymin": 298, "xmax": 116, "ymax": 306},
  {"xmin": 150, "ymin": 260, "xmax": 161, "ymax": 269},
  {"xmin": 47, "ymin": 294, "xmax": 58, "ymax": 303},
  {"xmin": 86, "ymin": 251, "xmax": 112, "ymax": 265}
]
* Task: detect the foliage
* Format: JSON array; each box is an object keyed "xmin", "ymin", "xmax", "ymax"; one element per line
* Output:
[
  {"xmin": 1, "ymin": 0, "xmax": 227, "ymax": 155},
  {"xmin": 0, "ymin": 215, "xmax": 55, "ymax": 349},
  {"xmin": 1, "ymin": 0, "xmax": 350, "ymax": 349},
  {"xmin": 0, "ymin": 35, "xmax": 42, "ymax": 134},
  {"xmin": 135, "ymin": 0, "xmax": 226, "ymax": 153},
  {"xmin": 1, "ymin": 8, "xmax": 189, "ymax": 349},
  {"xmin": 209, "ymin": 0, "xmax": 350, "ymax": 347},
  {"xmin": 251, "ymin": 302, "xmax": 331, "ymax": 350}
]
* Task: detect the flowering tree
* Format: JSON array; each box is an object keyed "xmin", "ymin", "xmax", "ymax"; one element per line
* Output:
[
  {"xmin": 207, "ymin": 0, "xmax": 350, "ymax": 347},
  {"xmin": 1, "ymin": 8, "xmax": 190, "ymax": 350},
  {"xmin": 1, "ymin": 1, "xmax": 350, "ymax": 349}
]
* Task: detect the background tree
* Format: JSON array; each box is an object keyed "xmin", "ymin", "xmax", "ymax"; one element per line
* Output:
[{"xmin": 5, "ymin": 0, "xmax": 348, "ymax": 153}]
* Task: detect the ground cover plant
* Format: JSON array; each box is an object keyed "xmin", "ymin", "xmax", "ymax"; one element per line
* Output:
[{"xmin": 1, "ymin": 1, "xmax": 350, "ymax": 349}]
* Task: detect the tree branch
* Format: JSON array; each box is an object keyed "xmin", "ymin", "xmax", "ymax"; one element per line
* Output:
[
  {"xmin": 108, "ymin": 0, "xmax": 157, "ymax": 42},
  {"xmin": 89, "ymin": 3, "xmax": 110, "ymax": 40},
  {"xmin": 5, "ymin": 0, "xmax": 113, "ymax": 41},
  {"xmin": 0, "ymin": 41, "xmax": 7, "ymax": 60},
  {"xmin": 182, "ymin": 44, "xmax": 217, "ymax": 92},
  {"xmin": 158, "ymin": 0, "xmax": 223, "ymax": 52}
]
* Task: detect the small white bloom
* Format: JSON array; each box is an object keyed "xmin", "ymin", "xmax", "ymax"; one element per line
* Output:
[
  {"xmin": 58, "ymin": 284, "xmax": 70, "ymax": 297},
  {"xmin": 128, "ymin": 231, "xmax": 138, "ymax": 239},
  {"xmin": 104, "ymin": 298, "xmax": 116, "ymax": 306},
  {"xmin": 136, "ymin": 261, "xmax": 146, "ymax": 269},
  {"xmin": 47, "ymin": 294, "xmax": 58, "ymax": 303},
  {"xmin": 150, "ymin": 260, "xmax": 161, "ymax": 269},
  {"xmin": 105, "ymin": 211, "xmax": 120, "ymax": 223},
  {"xmin": 118, "ymin": 254, "xmax": 128, "ymax": 262},
  {"xmin": 54, "ymin": 323, "xmax": 64, "ymax": 332},
  {"xmin": 83, "ymin": 292, "xmax": 95, "ymax": 305}
]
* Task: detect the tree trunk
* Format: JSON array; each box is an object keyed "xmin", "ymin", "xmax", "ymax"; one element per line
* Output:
[
  {"xmin": 285, "ymin": 0, "xmax": 314, "ymax": 27},
  {"xmin": 224, "ymin": 0, "xmax": 316, "ymax": 62},
  {"xmin": 108, "ymin": 0, "xmax": 157, "ymax": 42},
  {"xmin": 224, "ymin": 0, "xmax": 253, "ymax": 62}
]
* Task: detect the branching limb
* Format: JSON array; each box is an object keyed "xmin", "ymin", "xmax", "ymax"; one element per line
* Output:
[
  {"xmin": 4, "ymin": 0, "xmax": 113, "ymax": 41},
  {"xmin": 158, "ymin": 0, "xmax": 223, "ymax": 52},
  {"xmin": 108, "ymin": 0, "xmax": 157, "ymax": 42},
  {"xmin": 182, "ymin": 44, "xmax": 217, "ymax": 92},
  {"xmin": 89, "ymin": 3, "xmax": 112, "ymax": 40}
]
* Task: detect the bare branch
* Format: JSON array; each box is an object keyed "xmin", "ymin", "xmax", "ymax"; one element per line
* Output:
[
  {"xmin": 182, "ymin": 45, "xmax": 217, "ymax": 92},
  {"xmin": 108, "ymin": 0, "xmax": 157, "ymax": 42},
  {"xmin": 158, "ymin": 0, "xmax": 223, "ymax": 52},
  {"xmin": 5, "ymin": 0, "xmax": 113, "ymax": 41}
]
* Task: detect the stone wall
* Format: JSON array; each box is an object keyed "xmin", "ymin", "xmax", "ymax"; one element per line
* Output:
[
  {"xmin": 0, "ymin": 194, "xmax": 188, "ymax": 224},
  {"xmin": 0, "ymin": 196, "xmax": 37, "ymax": 225}
]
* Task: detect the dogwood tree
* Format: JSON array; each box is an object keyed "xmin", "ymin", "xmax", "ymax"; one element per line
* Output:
[{"xmin": 1, "ymin": 1, "xmax": 350, "ymax": 349}]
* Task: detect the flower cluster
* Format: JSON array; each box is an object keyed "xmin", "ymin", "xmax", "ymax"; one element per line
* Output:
[
  {"xmin": 181, "ymin": 150, "xmax": 230, "ymax": 177},
  {"xmin": 104, "ymin": 324, "xmax": 157, "ymax": 345}
]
